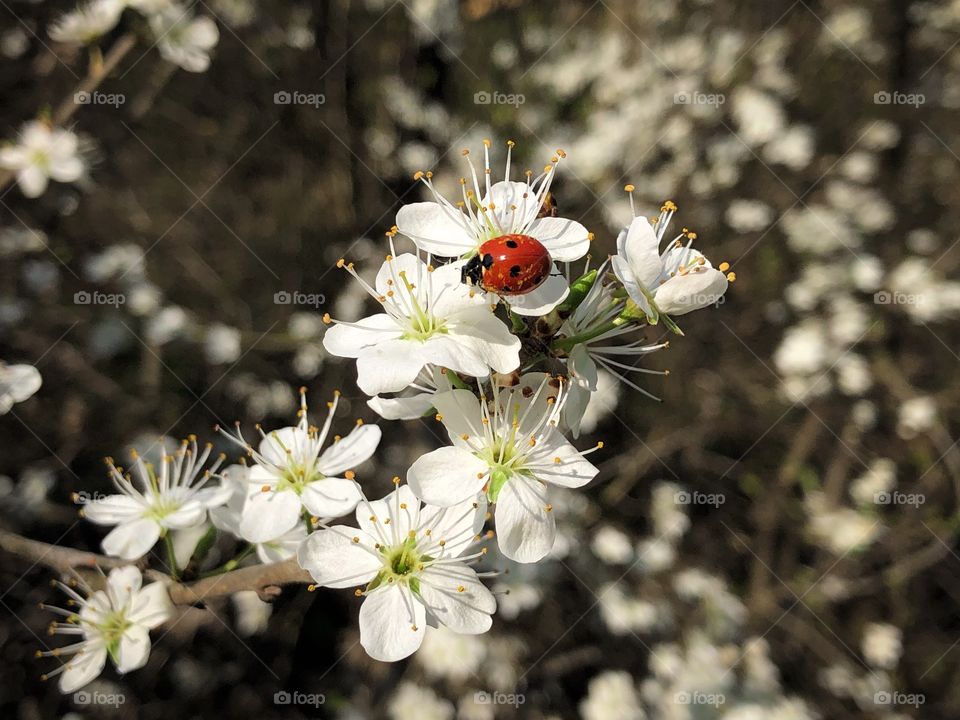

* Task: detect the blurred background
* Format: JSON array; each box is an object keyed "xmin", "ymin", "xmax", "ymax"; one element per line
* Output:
[{"xmin": 1, "ymin": 0, "xmax": 959, "ymax": 718}]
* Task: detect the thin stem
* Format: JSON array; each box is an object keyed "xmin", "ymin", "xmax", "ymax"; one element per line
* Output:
[{"xmin": 163, "ymin": 532, "xmax": 179, "ymax": 581}]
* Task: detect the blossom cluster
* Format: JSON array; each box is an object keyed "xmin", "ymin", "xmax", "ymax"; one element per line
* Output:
[{"xmin": 36, "ymin": 140, "xmax": 731, "ymax": 690}]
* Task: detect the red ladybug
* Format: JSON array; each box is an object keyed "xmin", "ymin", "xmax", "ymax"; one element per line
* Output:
[{"xmin": 461, "ymin": 234, "xmax": 552, "ymax": 296}]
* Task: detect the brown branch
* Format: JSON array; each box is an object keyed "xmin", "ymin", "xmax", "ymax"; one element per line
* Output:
[{"xmin": 0, "ymin": 528, "xmax": 311, "ymax": 605}]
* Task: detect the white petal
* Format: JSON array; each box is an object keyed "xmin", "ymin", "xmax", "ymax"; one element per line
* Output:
[
  {"xmin": 655, "ymin": 267, "xmax": 728, "ymax": 315},
  {"xmin": 58, "ymin": 643, "xmax": 107, "ymax": 693},
  {"xmin": 527, "ymin": 216, "xmax": 591, "ymax": 262},
  {"xmin": 355, "ymin": 340, "xmax": 430, "ymax": 395},
  {"xmin": 300, "ymin": 478, "xmax": 363, "ymax": 519},
  {"xmin": 611, "ymin": 253, "xmax": 655, "ymax": 317},
  {"xmin": 481, "ymin": 181, "xmax": 540, "ymax": 232},
  {"xmin": 505, "ymin": 271, "xmax": 569, "ymax": 316},
  {"xmin": 257, "ymin": 425, "xmax": 306, "ymax": 467},
  {"xmin": 185, "ymin": 16, "xmax": 219, "ymax": 48},
  {"xmin": 357, "ymin": 485, "xmax": 420, "ymax": 540},
  {"xmin": 2, "ymin": 363, "xmax": 41, "ymax": 402},
  {"xmin": 367, "ymin": 391, "xmax": 436, "ymax": 420},
  {"xmin": 447, "ymin": 307, "xmax": 522, "ymax": 373},
  {"xmin": 316, "ymin": 424, "xmax": 381, "ymax": 475},
  {"xmin": 323, "ymin": 313, "xmax": 402, "ymax": 358},
  {"xmin": 239, "ymin": 487, "xmax": 302, "ymax": 543},
  {"xmin": 115, "ymin": 625, "xmax": 151, "ymax": 673},
  {"xmin": 419, "ymin": 564, "xmax": 495, "ymax": 634},
  {"xmin": 49, "ymin": 155, "xmax": 83, "ymax": 182},
  {"xmin": 101, "ymin": 518, "xmax": 161, "ymax": 560},
  {"xmin": 619, "ymin": 216, "xmax": 663, "ymax": 288},
  {"xmin": 161, "ymin": 500, "xmax": 206, "ymax": 529},
  {"xmin": 105, "ymin": 566, "xmax": 142, "ymax": 608},
  {"xmin": 359, "ymin": 584, "xmax": 426, "ymax": 662},
  {"xmin": 82, "ymin": 495, "xmax": 145, "ymax": 525},
  {"xmin": 193, "ymin": 483, "xmax": 234, "ymax": 509},
  {"xmin": 525, "ymin": 428, "xmax": 599, "ymax": 488},
  {"xmin": 396, "ymin": 202, "xmax": 476, "ymax": 257},
  {"xmin": 297, "ymin": 526, "xmax": 382, "ymax": 588},
  {"xmin": 418, "ymin": 495, "xmax": 488, "ymax": 553},
  {"xmin": 415, "ymin": 333, "xmax": 491, "ymax": 379},
  {"xmin": 127, "ymin": 582, "xmax": 173, "ymax": 629},
  {"xmin": 431, "ymin": 389, "xmax": 483, "ymax": 444},
  {"xmin": 407, "ymin": 446, "xmax": 488, "ymax": 507},
  {"xmin": 18, "ymin": 165, "xmax": 48, "ymax": 198},
  {"xmin": 494, "ymin": 476, "xmax": 556, "ymax": 563}
]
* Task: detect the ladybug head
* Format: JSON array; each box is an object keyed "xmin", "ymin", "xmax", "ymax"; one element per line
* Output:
[{"xmin": 460, "ymin": 253, "xmax": 493, "ymax": 287}]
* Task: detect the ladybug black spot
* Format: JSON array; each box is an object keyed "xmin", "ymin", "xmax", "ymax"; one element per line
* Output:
[
  {"xmin": 509, "ymin": 265, "xmax": 522, "ymax": 277},
  {"xmin": 534, "ymin": 275, "xmax": 544, "ymax": 284},
  {"xmin": 481, "ymin": 253, "xmax": 495, "ymax": 268},
  {"xmin": 505, "ymin": 239, "xmax": 519, "ymax": 248}
]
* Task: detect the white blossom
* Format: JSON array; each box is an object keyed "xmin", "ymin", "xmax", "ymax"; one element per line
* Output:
[
  {"xmin": 395, "ymin": 140, "xmax": 591, "ymax": 315},
  {"xmin": 82, "ymin": 438, "xmax": 232, "ymax": 559},
  {"xmin": 0, "ymin": 121, "xmax": 85, "ymax": 198},
  {"xmin": 322, "ymin": 252, "xmax": 520, "ymax": 395},
  {"xmin": 48, "ymin": 0, "xmax": 125, "ymax": 45},
  {"xmin": 612, "ymin": 200, "xmax": 730, "ymax": 323},
  {"xmin": 150, "ymin": 6, "xmax": 219, "ymax": 73},
  {"xmin": 298, "ymin": 484, "xmax": 495, "ymax": 662},
  {"xmin": 408, "ymin": 373, "xmax": 600, "ymax": 562},
  {"xmin": 0, "ymin": 361, "xmax": 41, "ymax": 414},
  {"xmin": 219, "ymin": 389, "xmax": 380, "ymax": 543},
  {"xmin": 39, "ymin": 567, "xmax": 172, "ymax": 693}
]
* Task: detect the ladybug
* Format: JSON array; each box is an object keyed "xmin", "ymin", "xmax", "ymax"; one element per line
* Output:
[{"xmin": 461, "ymin": 234, "xmax": 552, "ymax": 296}]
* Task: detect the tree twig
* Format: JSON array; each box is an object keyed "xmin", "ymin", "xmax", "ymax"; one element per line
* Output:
[{"xmin": 0, "ymin": 527, "xmax": 312, "ymax": 605}]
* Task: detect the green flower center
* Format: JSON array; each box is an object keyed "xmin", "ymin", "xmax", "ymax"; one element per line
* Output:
[
  {"xmin": 366, "ymin": 537, "xmax": 429, "ymax": 594},
  {"xmin": 276, "ymin": 465, "xmax": 324, "ymax": 495}
]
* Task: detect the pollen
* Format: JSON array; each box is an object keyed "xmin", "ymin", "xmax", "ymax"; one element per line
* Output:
[
  {"xmin": 457, "ymin": 585, "xmax": 466, "ymax": 592},
  {"xmin": 461, "ymin": 434, "xmax": 470, "ymax": 440},
  {"xmin": 719, "ymin": 261, "xmax": 730, "ymax": 272},
  {"xmin": 345, "ymin": 470, "xmax": 356, "ymax": 480},
  {"xmin": 435, "ymin": 413, "xmax": 443, "ymax": 421},
  {"xmin": 554, "ymin": 457, "xmax": 562, "ymax": 464},
  {"xmin": 354, "ymin": 588, "xmax": 363, "ymax": 596},
  {"xmin": 545, "ymin": 504, "xmax": 554, "ymax": 512},
  {"xmin": 322, "ymin": 313, "xmax": 332, "ymax": 324},
  {"xmin": 352, "ymin": 537, "xmax": 360, "ymax": 543},
  {"xmin": 727, "ymin": 272, "xmax": 737, "ymax": 282},
  {"xmin": 624, "ymin": 184, "xmax": 635, "ymax": 192},
  {"xmin": 261, "ymin": 484, "xmax": 271, "ymax": 492}
]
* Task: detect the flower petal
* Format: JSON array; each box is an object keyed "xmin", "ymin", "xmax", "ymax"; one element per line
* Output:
[
  {"xmin": 239, "ymin": 487, "xmax": 301, "ymax": 543},
  {"xmin": 525, "ymin": 428, "xmax": 599, "ymax": 488},
  {"xmin": 505, "ymin": 271, "xmax": 569, "ymax": 316},
  {"xmin": 356, "ymin": 484, "xmax": 420, "ymax": 541},
  {"xmin": 396, "ymin": 202, "xmax": 476, "ymax": 257},
  {"xmin": 619, "ymin": 216, "xmax": 662, "ymax": 288},
  {"xmin": 127, "ymin": 582, "xmax": 173, "ymax": 629},
  {"xmin": 297, "ymin": 526, "xmax": 382, "ymax": 588},
  {"xmin": 101, "ymin": 518, "xmax": 161, "ymax": 560},
  {"xmin": 367, "ymin": 391, "xmax": 436, "ymax": 420},
  {"xmin": 655, "ymin": 266, "xmax": 728, "ymax": 315},
  {"xmin": 323, "ymin": 313, "xmax": 402, "ymax": 359},
  {"xmin": 359, "ymin": 583, "xmax": 426, "ymax": 662},
  {"xmin": 59, "ymin": 643, "xmax": 107, "ymax": 693},
  {"xmin": 300, "ymin": 478, "xmax": 363, "ymax": 518},
  {"xmin": 447, "ymin": 306, "xmax": 522, "ymax": 373},
  {"xmin": 407, "ymin": 446, "xmax": 488, "ymax": 507},
  {"xmin": 82, "ymin": 494, "xmax": 145, "ymax": 525},
  {"xmin": 317, "ymin": 424, "xmax": 381, "ymax": 475},
  {"xmin": 527, "ymin": 216, "xmax": 591, "ymax": 262},
  {"xmin": 494, "ymin": 475, "xmax": 556, "ymax": 563},
  {"xmin": 115, "ymin": 625, "xmax": 151, "ymax": 673},
  {"xmin": 355, "ymin": 339, "xmax": 430, "ymax": 395},
  {"xmin": 418, "ymin": 564, "xmax": 495, "ymax": 634}
]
